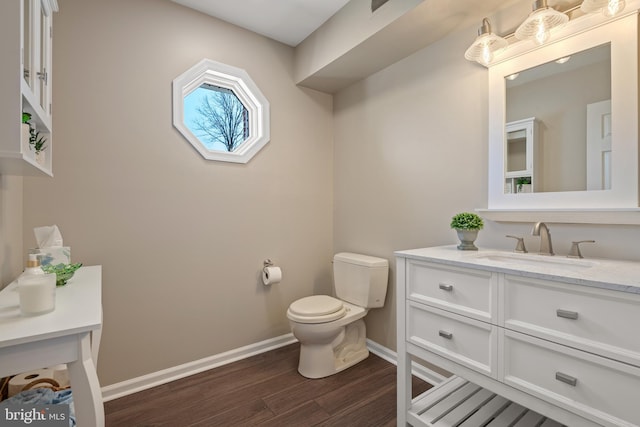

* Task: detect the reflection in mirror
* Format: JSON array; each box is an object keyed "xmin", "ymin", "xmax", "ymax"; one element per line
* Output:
[
  {"xmin": 184, "ymin": 84, "xmax": 249, "ymax": 152},
  {"xmin": 505, "ymin": 43, "xmax": 611, "ymax": 193}
]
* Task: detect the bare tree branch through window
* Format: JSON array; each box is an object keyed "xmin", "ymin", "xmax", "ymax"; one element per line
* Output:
[{"xmin": 191, "ymin": 86, "xmax": 249, "ymax": 152}]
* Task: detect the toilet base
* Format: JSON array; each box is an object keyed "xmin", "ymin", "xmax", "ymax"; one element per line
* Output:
[{"xmin": 297, "ymin": 319, "xmax": 369, "ymax": 379}]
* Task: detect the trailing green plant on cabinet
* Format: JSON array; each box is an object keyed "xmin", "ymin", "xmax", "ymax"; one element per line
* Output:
[{"xmin": 0, "ymin": 0, "xmax": 58, "ymax": 176}]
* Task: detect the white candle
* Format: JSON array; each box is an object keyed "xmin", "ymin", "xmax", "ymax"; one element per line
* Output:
[{"xmin": 18, "ymin": 273, "xmax": 56, "ymax": 316}]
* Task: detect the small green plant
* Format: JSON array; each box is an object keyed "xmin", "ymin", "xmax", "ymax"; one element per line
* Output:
[
  {"xmin": 22, "ymin": 111, "xmax": 47, "ymax": 154},
  {"xmin": 30, "ymin": 129, "xmax": 47, "ymax": 153},
  {"xmin": 516, "ymin": 176, "xmax": 531, "ymax": 192},
  {"xmin": 450, "ymin": 212, "xmax": 484, "ymax": 230}
]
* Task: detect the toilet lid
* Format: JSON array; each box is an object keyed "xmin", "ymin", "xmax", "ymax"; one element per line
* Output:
[{"xmin": 288, "ymin": 295, "xmax": 346, "ymax": 323}]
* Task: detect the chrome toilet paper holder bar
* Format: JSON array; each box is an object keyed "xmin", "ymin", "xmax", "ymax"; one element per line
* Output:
[{"xmin": 263, "ymin": 259, "xmax": 273, "ymax": 271}]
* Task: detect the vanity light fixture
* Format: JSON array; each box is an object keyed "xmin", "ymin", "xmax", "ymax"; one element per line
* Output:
[
  {"xmin": 580, "ymin": 0, "xmax": 626, "ymax": 17},
  {"xmin": 464, "ymin": 18, "xmax": 508, "ymax": 66},
  {"xmin": 515, "ymin": 0, "xmax": 569, "ymax": 45}
]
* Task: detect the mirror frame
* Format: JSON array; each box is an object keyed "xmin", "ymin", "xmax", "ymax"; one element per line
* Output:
[
  {"xmin": 488, "ymin": 13, "xmax": 638, "ymax": 209},
  {"xmin": 173, "ymin": 59, "xmax": 270, "ymax": 164}
]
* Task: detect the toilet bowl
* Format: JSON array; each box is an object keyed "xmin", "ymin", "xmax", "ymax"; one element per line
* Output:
[
  {"xmin": 287, "ymin": 253, "xmax": 389, "ymax": 379},
  {"xmin": 288, "ymin": 296, "xmax": 369, "ymax": 378}
]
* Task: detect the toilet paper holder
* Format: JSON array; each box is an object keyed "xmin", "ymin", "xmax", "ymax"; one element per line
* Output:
[{"xmin": 262, "ymin": 259, "xmax": 282, "ymax": 286}]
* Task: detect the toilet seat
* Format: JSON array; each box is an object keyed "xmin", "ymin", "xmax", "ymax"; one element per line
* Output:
[{"xmin": 287, "ymin": 295, "xmax": 347, "ymax": 324}]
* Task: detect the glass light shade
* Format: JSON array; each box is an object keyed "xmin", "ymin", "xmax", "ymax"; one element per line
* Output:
[
  {"xmin": 464, "ymin": 18, "xmax": 508, "ymax": 66},
  {"xmin": 581, "ymin": 0, "xmax": 626, "ymax": 16},
  {"xmin": 515, "ymin": 0, "xmax": 569, "ymax": 45}
]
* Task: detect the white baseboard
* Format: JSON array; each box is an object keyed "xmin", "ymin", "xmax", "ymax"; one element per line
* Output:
[
  {"xmin": 101, "ymin": 333, "xmax": 445, "ymax": 402},
  {"xmin": 101, "ymin": 333, "xmax": 297, "ymax": 402},
  {"xmin": 366, "ymin": 339, "xmax": 447, "ymax": 386}
]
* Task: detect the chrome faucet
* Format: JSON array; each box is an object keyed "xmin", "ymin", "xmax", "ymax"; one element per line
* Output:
[{"xmin": 532, "ymin": 222, "xmax": 554, "ymax": 255}]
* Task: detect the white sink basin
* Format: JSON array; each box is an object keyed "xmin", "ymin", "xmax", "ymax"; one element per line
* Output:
[{"xmin": 473, "ymin": 252, "xmax": 597, "ymax": 270}]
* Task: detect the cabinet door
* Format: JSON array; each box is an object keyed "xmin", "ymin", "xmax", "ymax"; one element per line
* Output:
[
  {"xmin": 22, "ymin": 0, "xmax": 35, "ymax": 91},
  {"xmin": 38, "ymin": 0, "xmax": 53, "ymax": 117}
]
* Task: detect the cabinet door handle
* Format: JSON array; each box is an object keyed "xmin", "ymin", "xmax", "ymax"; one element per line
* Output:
[
  {"xmin": 555, "ymin": 372, "xmax": 578, "ymax": 387},
  {"xmin": 438, "ymin": 330, "xmax": 453, "ymax": 339},
  {"xmin": 439, "ymin": 283, "xmax": 453, "ymax": 292},
  {"xmin": 556, "ymin": 309, "xmax": 579, "ymax": 320}
]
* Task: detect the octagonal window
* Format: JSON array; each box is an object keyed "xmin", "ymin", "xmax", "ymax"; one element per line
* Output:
[{"xmin": 173, "ymin": 59, "xmax": 269, "ymax": 163}]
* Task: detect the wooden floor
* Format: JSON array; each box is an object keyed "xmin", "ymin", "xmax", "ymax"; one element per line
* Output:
[{"xmin": 105, "ymin": 343, "xmax": 432, "ymax": 426}]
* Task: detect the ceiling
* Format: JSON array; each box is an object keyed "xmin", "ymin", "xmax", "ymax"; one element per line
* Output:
[
  {"xmin": 170, "ymin": 0, "xmax": 351, "ymax": 46},
  {"xmin": 170, "ymin": 1, "xmax": 584, "ymax": 49}
]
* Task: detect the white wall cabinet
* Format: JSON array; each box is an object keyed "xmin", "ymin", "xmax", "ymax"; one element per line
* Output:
[
  {"xmin": 396, "ymin": 248, "xmax": 640, "ymax": 427},
  {"xmin": 0, "ymin": 0, "xmax": 57, "ymax": 176},
  {"xmin": 504, "ymin": 117, "xmax": 537, "ymax": 194}
]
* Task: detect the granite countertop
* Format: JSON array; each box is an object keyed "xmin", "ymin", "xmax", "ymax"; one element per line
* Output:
[{"xmin": 395, "ymin": 245, "xmax": 640, "ymax": 295}]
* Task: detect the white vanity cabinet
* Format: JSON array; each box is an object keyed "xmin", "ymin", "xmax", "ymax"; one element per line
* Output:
[
  {"xmin": 0, "ymin": 0, "xmax": 57, "ymax": 176},
  {"xmin": 396, "ymin": 246, "xmax": 640, "ymax": 427}
]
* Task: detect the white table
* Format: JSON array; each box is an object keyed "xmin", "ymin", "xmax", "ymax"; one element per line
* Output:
[{"xmin": 0, "ymin": 265, "xmax": 104, "ymax": 426}]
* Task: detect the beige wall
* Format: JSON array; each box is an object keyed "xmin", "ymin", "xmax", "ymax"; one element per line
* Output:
[
  {"xmin": 333, "ymin": 24, "xmax": 640, "ymax": 353},
  {"xmin": 1, "ymin": 175, "xmax": 23, "ymax": 288},
  {"xmin": 334, "ymin": 29, "xmax": 489, "ymax": 348},
  {"xmin": 23, "ymin": 0, "xmax": 333, "ymax": 386}
]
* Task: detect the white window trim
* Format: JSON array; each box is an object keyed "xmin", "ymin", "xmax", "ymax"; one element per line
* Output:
[{"xmin": 173, "ymin": 59, "xmax": 270, "ymax": 164}]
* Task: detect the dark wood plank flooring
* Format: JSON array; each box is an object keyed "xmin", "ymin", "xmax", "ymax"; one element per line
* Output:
[{"xmin": 105, "ymin": 343, "xmax": 432, "ymax": 426}]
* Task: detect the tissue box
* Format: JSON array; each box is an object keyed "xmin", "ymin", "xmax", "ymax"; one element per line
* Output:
[{"xmin": 29, "ymin": 247, "xmax": 71, "ymax": 266}]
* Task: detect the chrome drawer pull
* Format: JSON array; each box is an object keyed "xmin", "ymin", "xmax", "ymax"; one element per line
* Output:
[
  {"xmin": 439, "ymin": 283, "xmax": 453, "ymax": 292},
  {"xmin": 438, "ymin": 330, "xmax": 453, "ymax": 339},
  {"xmin": 555, "ymin": 372, "xmax": 578, "ymax": 387},
  {"xmin": 556, "ymin": 309, "xmax": 579, "ymax": 320}
]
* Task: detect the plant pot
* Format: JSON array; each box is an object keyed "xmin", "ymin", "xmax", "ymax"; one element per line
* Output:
[
  {"xmin": 517, "ymin": 184, "xmax": 532, "ymax": 193},
  {"xmin": 21, "ymin": 124, "xmax": 31, "ymax": 155},
  {"xmin": 35, "ymin": 151, "xmax": 46, "ymax": 166},
  {"xmin": 456, "ymin": 229, "xmax": 479, "ymax": 251}
]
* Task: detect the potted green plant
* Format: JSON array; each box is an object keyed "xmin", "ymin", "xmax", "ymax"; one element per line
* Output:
[
  {"xmin": 450, "ymin": 212, "xmax": 484, "ymax": 250},
  {"xmin": 516, "ymin": 176, "xmax": 531, "ymax": 193},
  {"xmin": 30, "ymin": 130, "xmax": 47, "ymax": 154},
  {"xmin": 22, "ymin": 111, "xmax": 47, "ymax": 165}
]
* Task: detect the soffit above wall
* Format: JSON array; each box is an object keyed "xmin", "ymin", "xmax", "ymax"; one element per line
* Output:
[
  {"xmin": 169, "ymin": 0, "xmax": 582, "ymax": 94},
  {"xmin": 295, "ymin": 0, "xmax": 580, "ymax": 93}
]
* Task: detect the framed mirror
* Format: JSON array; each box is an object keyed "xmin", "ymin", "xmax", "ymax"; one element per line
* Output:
[
  {"xmin": 173, "ymin": 59, "xmax": 270, "ymax": 164},
  {"xmin": 488, "ymin": 13, "xmax": 638, "ymax": 209}
]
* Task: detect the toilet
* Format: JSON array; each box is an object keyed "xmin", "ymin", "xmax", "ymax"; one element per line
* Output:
[{"xmin": 287, "ymin": 252, "xmax": 389, "ymax": 379}]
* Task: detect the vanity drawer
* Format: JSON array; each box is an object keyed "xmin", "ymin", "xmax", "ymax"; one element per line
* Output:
[
  {"xmin": 406, "ymin": 260, "xmax": 497, "ymax": 322},
  {"xmin": 502, "ymin": 274, "xmax": 640, "ymax": 367},
  {"xmin": 502, "ymin": 329, "xmax": 640, "ymax": 427},
  {"xmin": 407, "ymin": 300, "xmax": 497, "ymax": 377}
]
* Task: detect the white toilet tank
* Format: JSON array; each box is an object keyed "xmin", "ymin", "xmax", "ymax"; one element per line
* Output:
[{"xmin": 333, "ymin": 252, "xmax": 389, "ymax": 308}]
